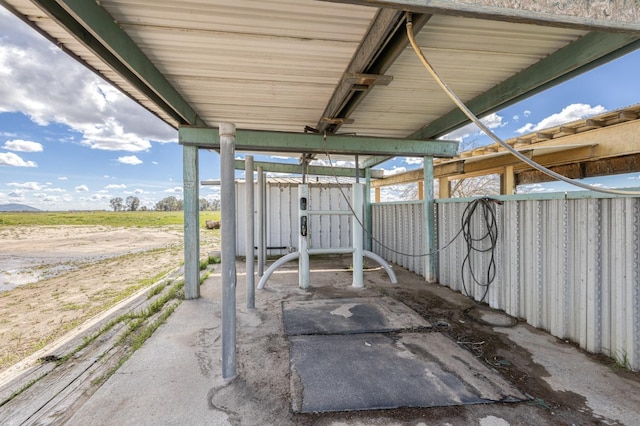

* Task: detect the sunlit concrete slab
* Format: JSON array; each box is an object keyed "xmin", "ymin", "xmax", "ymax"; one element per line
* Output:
[
  {"xmin": 289, "ymin": 332, "xmax": 529, "ymax": 413},
  {"xmin": 282, "ymin": 297, "xmax": 430, "ymax": 336}
]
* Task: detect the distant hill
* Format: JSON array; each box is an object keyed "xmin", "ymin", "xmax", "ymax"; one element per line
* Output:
[{"xmin": 0, "ymin": 203, "xmax": 41, "ymax": 212}]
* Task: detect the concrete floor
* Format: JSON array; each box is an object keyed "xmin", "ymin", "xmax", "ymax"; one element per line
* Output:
[{"xmin": 3, "ymin": 256, "xmax": 640, "ymax": 425}]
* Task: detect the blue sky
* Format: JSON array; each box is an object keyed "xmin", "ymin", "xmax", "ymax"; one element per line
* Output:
[{"xmin": 0, "ymin": 6, "xmax": 639, "ymax": 210}]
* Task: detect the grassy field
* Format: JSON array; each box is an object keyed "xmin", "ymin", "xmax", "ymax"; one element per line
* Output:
[{"xmin": 0, "ymin": 210, "xmax": 221, "ymax": 228}]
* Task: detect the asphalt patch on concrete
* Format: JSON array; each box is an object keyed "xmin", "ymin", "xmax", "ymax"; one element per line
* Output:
[
  {"xmin": 282, "ymin": 297, "xmax": 430, "ymax": 335},
  {"xmin": 285, "ymin": 298, "xmax": 528, "ymax": 413}
]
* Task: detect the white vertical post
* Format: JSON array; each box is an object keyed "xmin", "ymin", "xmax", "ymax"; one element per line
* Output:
[
  {"xmin": 299, "ymin": 184, "xmax": 310, "ymax": 289},
  {"xmin": 365, "ymin": 167, "xmax": 372, "ymax": 251},
  {"xmin": 352, "ymin": 183, "xmax": 364, "ymax": 288},
  {"xmin": 424, "ymin": 155, "xmax": 437, "ymax": 283},
  {"xmin": 245, "ymin": 155, "xmax": 255, "ymax": 309},
  {"xmin": 257, "ymin": 167, "xmax": 265, "ymax": 277},
  {"xmin": 220, "ymin": 123, "xmax": 237, "ymax": 381},
  {"xmin": 182, "ymin": 144, "xmax": 200, "ymax": 300}
]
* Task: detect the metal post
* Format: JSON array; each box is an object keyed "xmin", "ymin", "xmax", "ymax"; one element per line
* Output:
[
  {"xmin": 257, "ymin": 167, "xmax": 265, "ymax": 277},
  {"xmin": 424, "ymin": 155, "xmax": 437, "ymax": 283},
  {"xmin": 355, "ymin": 155, "xmax": 360, "ymax": 184},
  {"xmin": 220, "ymin": 123, "xmax": 237, "ymax": 381},
  {"xmin": 364, "ymin": 167, "xmax": 372, "ymax": 251},
  {"xmin": 299, "ymin": 184, "xmax": 310, "ymax": 289},
  {"xmin": 182, "ymin": 144, "xmax": 200, "ymax": 300},
  {"xmin": 352, "ymin": 183, "xmax": 364, "ymax": 288},
  {"xmin": 245, "ymin": 155, "xmax": 255, "ymax": 309}
]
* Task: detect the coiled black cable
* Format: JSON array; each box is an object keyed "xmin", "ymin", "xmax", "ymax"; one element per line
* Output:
[{"xmin": 460, "ymin": 198, "xmax": 499, "ymax": 302}]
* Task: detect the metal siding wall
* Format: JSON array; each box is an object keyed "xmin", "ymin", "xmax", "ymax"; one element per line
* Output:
[
  {"xmin": 372, "ymin": 197, "xmax": 640, "ymax": 370},
  {"xmin": 370, "ymin": 202, "xmax": 425, "ymax": 276},
  {"xmin": 235, "ymin": 183, "xmax": 353, "ymax": 256}
]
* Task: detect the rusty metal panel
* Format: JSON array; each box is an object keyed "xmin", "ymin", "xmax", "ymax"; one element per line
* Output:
[{"xmin": 431, "ymin": 196, "xmax": 640, "ymax": 370}]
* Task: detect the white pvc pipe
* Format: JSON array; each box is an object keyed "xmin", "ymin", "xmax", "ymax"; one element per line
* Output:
[
  {"xmin": 257, "ymin": 252, "xmax": 300, "ymax": 290},
  {"xmin": 257, "ymin": 167, "xmax": 265, "ymax": 277},
  {"xmin": 307, "ymin": 247, "xmax": 354, "ymax": 255},
  {"xmin": 363, "ymin": 250, "xmax": 398, "ymax": 284},
  {"xmin": 352, "ymin": 183, "xmax": 364, "ymax": 288},
  {"xmin": 245, "ymin": 155, "xmax": 255, "ymax": 309},
  {"xmin": 307, "ymin": 210, "xmax": 351, "ymax": 216}
]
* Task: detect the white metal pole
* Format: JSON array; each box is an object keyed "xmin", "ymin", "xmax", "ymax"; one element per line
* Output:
[
  {"xmin": 245, "ymin": 155, "xmax": 255, "ymax": 309},
  {"xmin": 299, "ymin": 184, "xmax": 310, "ymax": 289},
  {"xmin": 257, "ymin": 167, "xmax": 265, "ymax": 277},
  {"xmin": 352, "ymin": 183, "xmax": 364, "ymax": 288},
  {"xmin": 220, "ymin": 123, "xmax": 237, "ymax": 381}
]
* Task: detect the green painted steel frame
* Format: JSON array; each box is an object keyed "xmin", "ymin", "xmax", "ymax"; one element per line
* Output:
[
  {"xmin": 179, "ymin": 127, "xmax": 458, "ymax": 158},
  {"xmin": 362, "ymin": 32, "xmax": 640, "ymax": 169},
  {"xmin": 234, "ymin": 160, "xmax": 384, "ymax": 179}
]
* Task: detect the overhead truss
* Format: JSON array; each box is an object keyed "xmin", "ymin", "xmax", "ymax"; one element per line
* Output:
[{"xmin": 179, "ymin": 127, "xmax": 458, "ymax": 158}]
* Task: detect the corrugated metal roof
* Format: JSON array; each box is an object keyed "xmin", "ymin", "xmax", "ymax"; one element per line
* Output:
[
  {"xmin": 2, "ymin": 0, "xmax": 636, "ymax": 165},
  {"xmin": 341, "ymin": 15, "xmax": 587, "ymax": 138}
]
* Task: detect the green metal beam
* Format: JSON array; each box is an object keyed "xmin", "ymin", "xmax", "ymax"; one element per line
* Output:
[
  {"xmin": 361, "ymin": 32, "xmax": 640, "ymax": 170},
  {"xmin": 32, "ymin": 0, "xmax": 204, "ymax": 127},
  {"xmin": 411, "ymin": 32, "xmax": 640, "ymax": 140},
  {"xmin": 179, "ymin": 127, "xmax": 458, "ymax": 158},
  {"xmin": 318, "ymin": 0, "xmax": 640, "ymax": 32},
  {"xmin": 234, "ymin": 160, "xmax": 385, "ymax": 179}
]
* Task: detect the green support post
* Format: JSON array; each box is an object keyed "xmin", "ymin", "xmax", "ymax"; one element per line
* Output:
[
  {"xmin": 183, "ymin": 144, "xmax": 200, "ymax": 299},
  {"xmin": 423, "ymin": 156, "xmax": 437, "ymax": 283}
]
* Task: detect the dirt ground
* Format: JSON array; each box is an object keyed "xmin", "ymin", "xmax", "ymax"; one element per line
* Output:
[{"xmin": 0, "ymin": 225, "xmax": 218, "ymax": 372}]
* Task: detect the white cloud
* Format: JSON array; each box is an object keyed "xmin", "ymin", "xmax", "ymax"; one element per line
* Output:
[
  {"xmin": 8, "ymin": 181, "xmax": 43, "ymax": 190},
  {"xmin": 152, "ymin": 161, "xmax": 158, "ymax": 165},
  {"xmin": 383, "ymin": 166, "xmax": 407, "ymax": 177},
  {"xmin": 0, "ymin": 10, "xmax": 177, "ymax": 152},
  {"xmin": 512, "ymin": 115, "xmax": 519, "ymax": 121},
  {"xmin": 517, "ymin": 103, "xmax": 606, "ymax": 134},
  {"xmin": 523, "ymin": 110, "xmax": 531, "ymax": 117},
  {"xmin": 0, "ymin": 152, "xmax": 37, "ymax": 167},
  {"xmin": 44, "ymin": 187, "xmax": 66, "ymax": 193},
  {"xmin": 404, "ymin": 157, "xmax": 423, "ymax": 166},
  {"xmin": 3, "ymin": 139, "xmax": 43, "ymax": 152},
  {"xmin": 440, "ymin": 113, "xmax": 506, "ymax": 144},
  {"xmin": 165, "ymin": 186, "xmax": 183, "ymax": 193},
  {"xmin": 117, "ymin": 155, "xmax": 143, "ymax": 165},
  {"xmin": 105, "ymin": 184, "xmax": 127, "ymax": 189},
  {"xmin": 75, "ymin": 185, "xmax": 89, "ymax": 192},
  {"xmin": 58, "ymin": 176, "xmax": 68, "ymax": 181},
  {"xmin": 133, "ymin": 188, "xmax": 144, "ymax": 194}
]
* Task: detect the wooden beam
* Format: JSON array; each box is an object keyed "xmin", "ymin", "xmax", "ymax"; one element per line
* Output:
[
  {"xmin": 318, "ymin": 0, "xmax": 640, "ymax": 32},
  {"xmin": 370, "ymin": 168, "xmax": 426, "ymax": 187}
]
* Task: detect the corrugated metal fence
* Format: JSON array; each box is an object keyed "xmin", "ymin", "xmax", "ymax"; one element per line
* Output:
[
  {"xmin": 371, "ymin": 202, "xmax": 426, "ymax": 277},
  {"xmin": 372, "ymin": 195, "xmax": 640, "ymax": 370},
  {"xmin": 235, "ymin": 182, "xmax": 352, "ymax": 256}
]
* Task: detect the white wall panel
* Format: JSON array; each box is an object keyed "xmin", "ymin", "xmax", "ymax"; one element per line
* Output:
[
  {"xmin": 235, "ymin": 182, "xmax": 352, "ymax": 257},
  {"xmin": 373, "ymin": 196, "xmax": 640, "ymax": 370}
]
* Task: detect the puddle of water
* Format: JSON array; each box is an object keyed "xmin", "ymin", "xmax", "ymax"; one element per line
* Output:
[{"xmin": 0, "ymin": 269, "xmax": 43, "ymax": 291}]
